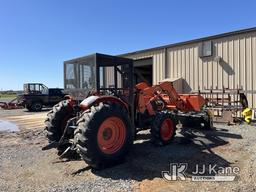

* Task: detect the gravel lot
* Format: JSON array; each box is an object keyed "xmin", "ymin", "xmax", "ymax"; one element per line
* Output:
[{"xmin": 0, "ymin": 109, "xmax": 256, "ymax": 192}]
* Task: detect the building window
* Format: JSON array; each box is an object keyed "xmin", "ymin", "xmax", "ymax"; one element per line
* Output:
[{"xmin": 199, "ymin": 41, "xmax": 213, "ymax": 57}]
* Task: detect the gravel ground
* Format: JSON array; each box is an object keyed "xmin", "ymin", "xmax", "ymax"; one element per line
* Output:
[{"xmin": 0, "ymin": 109, "xmax": 256, "ymax": 192}]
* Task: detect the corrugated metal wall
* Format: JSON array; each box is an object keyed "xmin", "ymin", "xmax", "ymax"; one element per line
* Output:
[
  {"xmin": 119, "ymin": 31, "xmax": 256, "ymax": 108},
  {"xmin": 104, "ymin": 50, "xmax": 165, "ymax": 87},
  {"xmin": 166, "ymin": 31, "xmax": 256, "ymax": 108},
  {"xmin": 104, "ymin": 66, "xmax": 122, "ymax": 88},
  {"xmin": 105, "ymin": 66, "xmax": 115, "ymax": 88}
]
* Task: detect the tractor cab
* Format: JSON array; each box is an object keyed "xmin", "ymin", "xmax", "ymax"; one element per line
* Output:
[{"xmin": 64, "ymin": 53, "xmax": 134, "ymax": 109}]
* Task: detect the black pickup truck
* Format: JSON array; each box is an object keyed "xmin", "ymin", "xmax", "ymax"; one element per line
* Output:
[{"xmin": 18, "ymin": 83, "xmax": 67, "ymax": 111}]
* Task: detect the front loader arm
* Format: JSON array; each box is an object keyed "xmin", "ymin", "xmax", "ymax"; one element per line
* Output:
[
  {"xmin": 135, "ymin": 81, "xmax": 205, "ymax": 114},
  {"xmin": 135, "ymin": 81, "xmax": 183, "ymax": 115}
]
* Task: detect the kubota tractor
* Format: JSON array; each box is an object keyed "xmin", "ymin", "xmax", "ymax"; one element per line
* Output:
[{"xmin": 43, "ymin": 53, "xmax": 212, "ymax": 169}]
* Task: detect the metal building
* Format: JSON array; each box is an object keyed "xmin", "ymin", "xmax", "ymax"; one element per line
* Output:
[
  {"xmin": 64, "ymin": 27, "xmax": 256, "ymax": 108},
  {"xmin": 118, "ymin": 27, "xmax": 256, "ymax": 108}
]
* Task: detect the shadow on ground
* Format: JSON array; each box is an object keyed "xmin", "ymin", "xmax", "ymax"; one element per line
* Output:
[{"xmin": 73, "ymin": 127, "xmax": 242, "ymax": 181}]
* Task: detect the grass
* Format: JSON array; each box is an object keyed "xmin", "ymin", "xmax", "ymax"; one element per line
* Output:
[{"xmin": 0, "ymin": 93, "xmax": 17, "ymax": 99}]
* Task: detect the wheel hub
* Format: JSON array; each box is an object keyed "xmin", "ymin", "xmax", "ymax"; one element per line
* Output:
[
  {"xmin": 102, "ymin": 128, "xmax": 113, "ymax": 140},
  {"xmin": 35, "ymin": 104, "xmax": 41, "ymax": 110},
  {"xmin": 160, "ymin": 118, "xmax": 174, "ymax": 141},
  {"xmin": 97, "ymin": 117, "xmax": 126, "ymax": 154}
]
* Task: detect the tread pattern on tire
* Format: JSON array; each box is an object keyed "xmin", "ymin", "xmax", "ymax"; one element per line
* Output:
[
  {"xmin": 74, "ymin": 102, "xmax": 134, "ymax": 169},
  {"xmin": 45, "ymin": 100, "xmax": 73, "ymax": 142},
  {"xmin": 151, "ymin": 110, "xmax": 177, "ymax": 146}
]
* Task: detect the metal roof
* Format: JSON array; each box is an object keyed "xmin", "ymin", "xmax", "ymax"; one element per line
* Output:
[
  {"xmin": 64, "ymin": 53, "xmax": 132, "ymax": 64},
  {"xmin": 120, "ymin": 27, "xmax": 256, "ymax": 56}
]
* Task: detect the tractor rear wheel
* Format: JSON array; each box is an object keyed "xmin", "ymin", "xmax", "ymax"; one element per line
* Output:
[
  {"xmin": 74, "ymin": 102, "xmax": 134, "ymax": 169},
  {"xmin": 151, "ymin": 111, "xmax": 177, "ymax": 146},
  {"xmin": 45, "ymin": 100, "xmax": 74, "ymax": 154}
]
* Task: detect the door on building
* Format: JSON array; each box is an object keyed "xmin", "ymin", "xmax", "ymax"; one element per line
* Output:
[{"xmin": 133, "ymin": 58, "xmax": 153, "ymax": 86}]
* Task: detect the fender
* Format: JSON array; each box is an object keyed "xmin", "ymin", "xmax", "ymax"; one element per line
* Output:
[{"xmin": 80, "ymin": 95, "xmax": 129, "ymax": 111}]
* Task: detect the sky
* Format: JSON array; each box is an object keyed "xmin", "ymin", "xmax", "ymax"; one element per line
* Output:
[{"xmin": 0, "ymin": 0, "xmax": 255, "ymax": 90}]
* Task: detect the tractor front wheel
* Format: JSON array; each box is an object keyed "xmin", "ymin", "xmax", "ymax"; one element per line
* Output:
[
  {"xmin": 74, "ymin": 102, "xmax": 134, "ymax": 169},
  {"xmin": 151, "ymin": 111, "xmax": 176, "ymax": 146}
]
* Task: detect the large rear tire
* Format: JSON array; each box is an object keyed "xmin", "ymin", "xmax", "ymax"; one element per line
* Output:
[
  {"xmin": 45, "ymin": 100, "xmax": 74, "ymax": 153},
  {"xmin": 151, "ymin": 111, "xmax": 177, "ymax": 146},
  {"xmin": 74, "ymin": 102, "xmax": 134, "ymax": 169}
]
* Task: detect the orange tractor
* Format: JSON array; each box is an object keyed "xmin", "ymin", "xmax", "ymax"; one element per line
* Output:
[{"xmin": 43, "ymin": 53, "xmax": 212, "ymax": 169}]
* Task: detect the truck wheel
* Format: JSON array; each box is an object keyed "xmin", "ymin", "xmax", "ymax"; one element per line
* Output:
[
  {"xmin": 74, "ymin": 102, "xmax": 134, "ymax": 169},
  {"xmin": 45, "ymin": 100, "xmax": 74, "ymax": 153},
  {"xmin": 31, "ymin": 102, "xmax": 43, "ymax": 112},
  {"xmin": 151, "ymin": 111, "xmax": 176, "ymax": 146}
]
